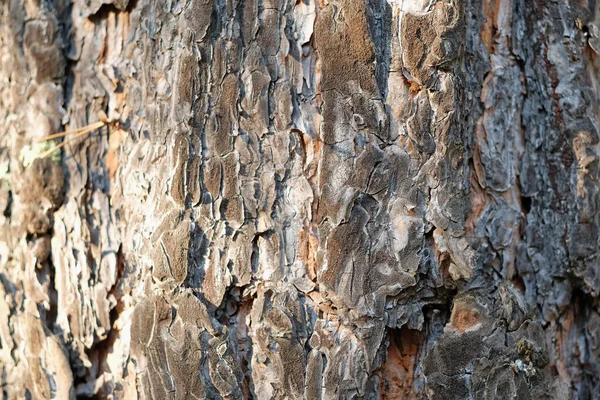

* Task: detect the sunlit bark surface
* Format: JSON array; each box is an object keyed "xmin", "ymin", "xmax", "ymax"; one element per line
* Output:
[{"xmin": 0, "ymin": 0, "xmax": 599, "ymax": 398}]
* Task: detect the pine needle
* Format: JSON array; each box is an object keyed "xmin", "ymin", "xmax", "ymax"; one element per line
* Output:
[
  {"xmin": 37, "ymin": 121, "xmax": 106, "ymax": 143},
  {"xmin": 37, "ymin": 121, "xmax": 107, "ymax": 159}
]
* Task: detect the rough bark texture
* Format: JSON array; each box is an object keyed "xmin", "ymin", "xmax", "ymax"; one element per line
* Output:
[{"xmin": 0, "ymin": 0, "xmax": 599, "ymax": 398}]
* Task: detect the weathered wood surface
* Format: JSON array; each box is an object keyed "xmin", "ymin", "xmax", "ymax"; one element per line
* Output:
[{"xmin": 0, "ymin": 0, "xmax": 599, "ymax": 398}]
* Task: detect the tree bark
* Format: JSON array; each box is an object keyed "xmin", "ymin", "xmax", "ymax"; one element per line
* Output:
[{"xmin": 0, "ymin": 0, "xmax": 599, "ymax": 398}]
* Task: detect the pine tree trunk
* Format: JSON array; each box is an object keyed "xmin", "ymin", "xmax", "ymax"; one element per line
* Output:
[{"xmin": 0, "ymin": 0, "xmax": 599, "ymax": 398}]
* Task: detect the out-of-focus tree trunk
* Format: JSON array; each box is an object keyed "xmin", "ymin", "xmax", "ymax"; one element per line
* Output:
[{"xmin": 0, "ymin": 0, "xmax": 599, "ymax": 398}]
